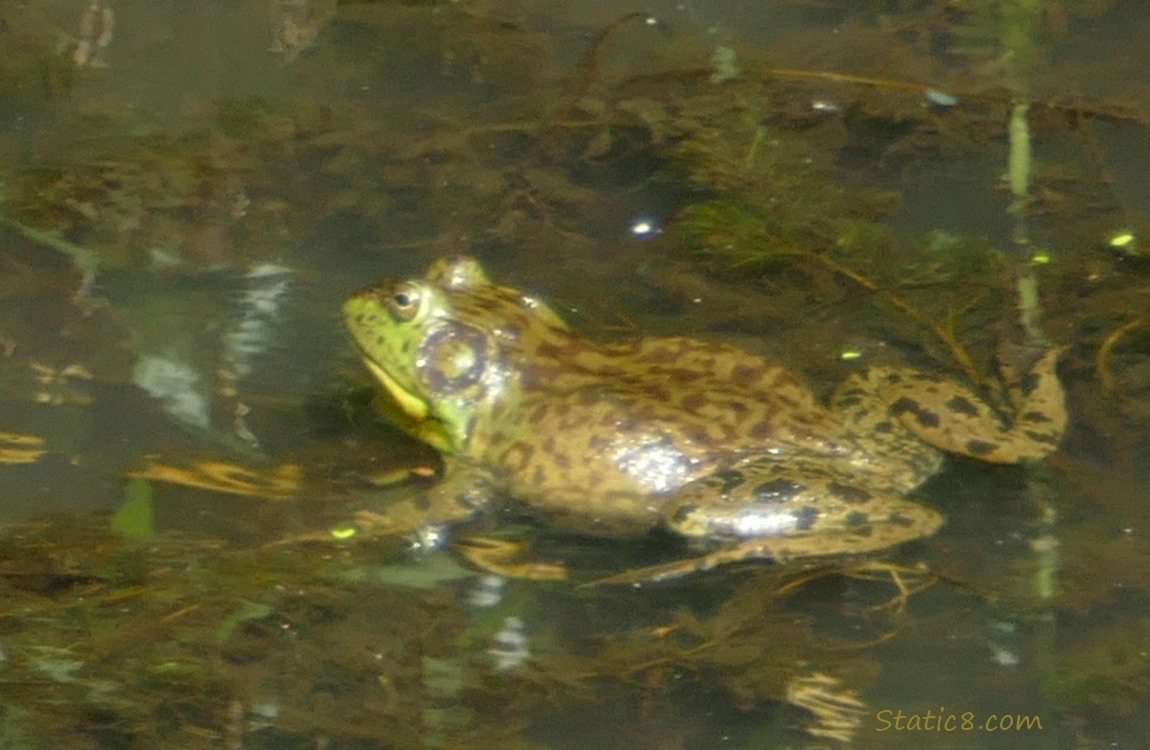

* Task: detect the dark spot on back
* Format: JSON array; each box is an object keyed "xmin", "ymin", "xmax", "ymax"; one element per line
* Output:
[
  {"xmin": 713, "ymin": 470, "xmax": 745, "ymax": 496},
  {"xmin": 731, "ymin": 364, "xmax": 764, "ymax": 385},
  {"xmin": 753, "ymin": 479, "xmax": 805, "ymax": 503},
  {"xmin": 888, "ymin": 511, "xmax": 916, "ymax": 527},
  {"xmin": 793, "ymin": 505, "xmax": 820, "ymax": 530},
  {"xmin": 680, "ymin": 393, "xmax": 706, "ymax": 412},
  {"xmin": 965, "ymin": 439, "xmax": 998, "ymax": 456},
  {"xmin": 1023, "ymin": 430, "xmax": 1059, "ymax": 445},
  {"xmin": 588, "ymin": 434, "xmax": 610, "ymax": 451},
  {"xmin": 749, "ymin": 421, "xmax": 774, "ymax": 439},
  {"xmin": 1021, "ymin": 410, "xmax": 1051, "ymax": 423},
  {"xmin": 535, "ymin": 342, "xmax": 563, "ymax": 360},
  {"xmin": 944, "ymin": 395, "xmax": 980, "ymax": 417},
  {"xmin": 664, "ymin": 368, "xmax": 699, "ymax": 385},
  {"xmin": 829, "ymin": 482, "xmax": 872, "ymax": 504},
  {"xmin": 502, "ymin": 442, "xmax": 535, "ymax": 472},
  {"xmin": 843, "ymin": 511, "xmax": 870, "ymax": 529},
  {"xmin": 1018, "ymin": 371, "xmax": 1040, "ymax": 396},
  {"xmin": 684, "ymin": 425, "xmax": 713, "ymax": 445},
  {"xmin": 888, "ymin": 397, "xmax": 941, "ymax": 429}
]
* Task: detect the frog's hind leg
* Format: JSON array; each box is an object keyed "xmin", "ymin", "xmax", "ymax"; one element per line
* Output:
[
  {"xmin": 832, "ymin": 348, "xmax": 1067, "ymax": 463},
  {"xmin": 607, "ymin": 461, "xmax": 946, "ymax": 584},
  {"xmin": 590, "ymin": 517, "xmax": 942, "ymax": 585}
]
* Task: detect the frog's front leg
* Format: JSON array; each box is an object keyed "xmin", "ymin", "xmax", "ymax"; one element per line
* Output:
[{"xmin": 353, "ymin": 458, "xmax": 494, "ymax": 542}]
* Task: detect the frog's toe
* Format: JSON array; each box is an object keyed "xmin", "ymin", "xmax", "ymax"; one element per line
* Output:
[{"xmin": 454, "ymin": 535, "xmax": 568, "ymax": 580}]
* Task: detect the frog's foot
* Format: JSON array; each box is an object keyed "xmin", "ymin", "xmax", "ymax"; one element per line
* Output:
[
  {"xmin": 832, "ymin": 347, "xmax": 1067, "ymax": 463},
  {"xmin": 844, "ymin": 561, "xmax": 939, "ymax": 614},
  {"xmin": 786, "ymin": 672, "xmax": 869, "ymax": 745},
  {"xmin": 0, "ymin": 430, "xmax": 46, "ymax": 465},
  {"xmin": 588, "ymin": 555, "xmax": 727, "ymax": 585},
  {"xmin": 127, "ymin": 458, "xmax": 302, "ymax": 499},
  {"xmin": 589, "ymin": 548, "xmax": 816, "ymax": 585},
  {"xmin": 454, "ymin": 536, "xmax": 568, "ymax": 581},
  {"xmin": 345, "ymin": 462, "xmax": 494, "ymax": 539},
  {"xmin": 592, "ymin": 522, "xmax": 939, "ymax": 585},
  {"xmin": 351, "ymin": 506, "xmax": 422, "ymax": 537},
  {"xmin": 358, "ymin": 464, "xmax": 438, "ymax": 488}
]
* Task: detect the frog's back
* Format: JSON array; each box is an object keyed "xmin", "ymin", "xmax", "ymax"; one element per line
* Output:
[{"xmin": 479, "ymin": 335, "xmax": 855, "ymax": 534}]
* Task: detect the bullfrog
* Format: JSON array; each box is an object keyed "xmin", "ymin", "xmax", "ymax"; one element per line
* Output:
[{"xmin": 343, "ymin": 256, "xmax": 1067, "ymax": 581}]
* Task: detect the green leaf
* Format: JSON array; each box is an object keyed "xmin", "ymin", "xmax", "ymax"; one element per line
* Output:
[
  {"xmin": 217, "ymin": 601, "xmax": 275, "ymax": 644},
  {"xmin": 111, "ymin": 477, "xmax": 156, "ymax": 539}
]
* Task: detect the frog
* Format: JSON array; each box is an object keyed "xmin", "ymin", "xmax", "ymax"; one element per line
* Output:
[{"xmin": 342, "ymin": 256, "xmax": 1067, "ymax": 581}]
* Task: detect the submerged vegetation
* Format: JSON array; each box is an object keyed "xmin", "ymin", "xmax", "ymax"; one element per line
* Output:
[{"xmin": 0, "ymin": 0, "xmax": 1149, "ymax": 747}]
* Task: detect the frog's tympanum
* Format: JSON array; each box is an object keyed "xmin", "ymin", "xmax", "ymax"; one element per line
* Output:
[{"xmin": 344, "ymin": 257, "xmax": 1067, "ymax": 580}]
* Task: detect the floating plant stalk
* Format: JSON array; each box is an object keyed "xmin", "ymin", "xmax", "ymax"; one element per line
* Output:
[
  {"xmin": 997, "ymin": 1, "xmax": 1060, "ymax": 722},
  {"xmin": 1008, "ymin": 102, "xmax": 1047, "ymax": 346}
]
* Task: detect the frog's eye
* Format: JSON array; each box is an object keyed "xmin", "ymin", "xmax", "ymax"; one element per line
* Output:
[{"xmin": 388, "ymin": 283, "xmax": 422, "ymax": 321}]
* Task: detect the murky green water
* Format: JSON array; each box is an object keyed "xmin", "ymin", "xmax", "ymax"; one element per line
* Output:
[{"xmin": 1, "ymin": 1, "xmax": 1149, "ymax": 748}]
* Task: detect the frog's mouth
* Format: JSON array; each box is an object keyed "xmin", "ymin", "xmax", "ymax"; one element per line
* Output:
[{"xmin": 357, "ymin": 353, "xmax": 430, "ymax": 421}]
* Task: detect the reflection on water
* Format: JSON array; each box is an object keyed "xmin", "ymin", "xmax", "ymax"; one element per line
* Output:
[{"xmin": 1, "ymin": 0, "xmax": 1150, "ymax": 748}]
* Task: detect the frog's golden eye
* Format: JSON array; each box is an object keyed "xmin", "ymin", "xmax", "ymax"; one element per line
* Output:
[{"xmin": 388, "ymin": 283, "xmax": 422, "ymax": 321}]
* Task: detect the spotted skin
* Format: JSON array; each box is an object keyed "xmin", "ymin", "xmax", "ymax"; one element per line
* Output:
[{"xmin": 344, "ymin": 256, "xmax": 1068, "ymax": 580}]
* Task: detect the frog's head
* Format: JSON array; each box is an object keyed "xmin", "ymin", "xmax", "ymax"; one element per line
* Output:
[{"xmin": 343, "ymin": 256, "xmax": 570, "ymax": 454}]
